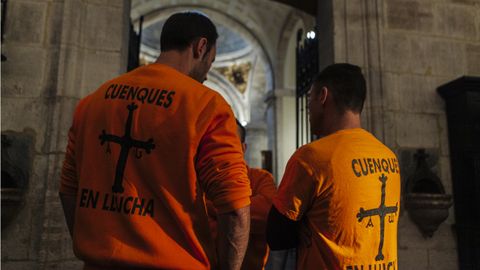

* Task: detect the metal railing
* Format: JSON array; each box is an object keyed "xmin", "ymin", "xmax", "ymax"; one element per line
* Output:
[{"xmin": 295, "ymin": 28, "xmax": 318, "ymax": 148}]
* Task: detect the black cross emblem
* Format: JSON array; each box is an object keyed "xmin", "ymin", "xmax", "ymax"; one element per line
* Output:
[
  {"xmin": 99, "ymin": 103, "xmax": 155, "ymax": 193},
  {"xmin": 356, "ymin": 174, "xmax": 398, "ymax": 261}
]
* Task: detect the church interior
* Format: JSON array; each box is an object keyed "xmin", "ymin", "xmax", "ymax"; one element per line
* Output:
[{"xmin": 1, "ymin": 0, "xmax": 479, "ymax": 269}]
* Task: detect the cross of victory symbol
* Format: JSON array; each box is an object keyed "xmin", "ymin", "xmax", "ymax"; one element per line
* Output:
[
  {"xmin": 356, "ymin": 173, "xmax": 398, "ymax": 261},
  {"xmin": 99, "ymin": 102, "xmax": 155, "ymax": 193}
]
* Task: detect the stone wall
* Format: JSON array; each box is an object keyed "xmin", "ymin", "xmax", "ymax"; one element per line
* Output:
[
  {"xmin": 329, "ymin": 0, "xmax": 480, "ymax": 269},
  {"xmin": 1, "ymin": 0, "xmax": 130, "ymax": 269}
]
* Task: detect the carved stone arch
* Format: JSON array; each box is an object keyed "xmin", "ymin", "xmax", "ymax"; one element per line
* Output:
[
  {"xmin": 204, "ymin": 69, "xmax": 249, "ymax": 124},
  {"xmin": 279, "ymin": 14, "xmax": 305, "ymax": 91},
  {"xmin": 131, "ymin": 1, "xmax": 310, "ymax": 169},
  {"xmin": 275, "ymin": 10, "xmax": 316, "ymax": 90},
  {"xmin": 131, "ymin": 3, "xmax": 274, "ymax": 93}
]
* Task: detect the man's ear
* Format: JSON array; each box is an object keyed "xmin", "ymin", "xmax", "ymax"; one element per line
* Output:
[
  {"xmin": 319, "ymin": 86, "xmax": 328, "ymax": 105},
  {"xmin": 192, "ymin": 37, "xmax": 208, "ymax": 59}
]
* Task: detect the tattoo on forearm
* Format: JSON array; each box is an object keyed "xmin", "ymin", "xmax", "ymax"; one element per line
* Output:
[{"xmin": 217, "ymin": 206, "xmax": 250, "ymax": 270}]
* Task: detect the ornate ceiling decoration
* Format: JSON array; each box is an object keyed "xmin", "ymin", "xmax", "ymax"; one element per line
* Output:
[
  {"xmin": 214, "ymin": 62, "xmax": 252, "ymax": 94},
  {"xmin": 139, "ymin": 16, "xmax": 255, "ymax": 96}
]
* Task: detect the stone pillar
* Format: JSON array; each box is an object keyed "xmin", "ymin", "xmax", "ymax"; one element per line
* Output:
[
  {"xmin": 265, "ymin": 88, "xmax": 297, "ymax": 183},
  {"xmin": 1, "ymin": 0, "xmax": 130, "ymax": 269},
  {"xmin": 316, "ymin": 0, "xmax": 334, "ymax": 71},
  {"xmin": 316, "ymin": 0, "xmax": 389, "ymax": 142},
  {"xmin": 244, "ymin": 124, "xmax": 268, "ymax": 169}
]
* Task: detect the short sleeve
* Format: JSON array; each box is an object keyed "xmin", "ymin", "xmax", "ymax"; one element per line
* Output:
[
  {"xmin": 195, "ymin": 96, "xmax": 251, "ymax": 214},
  {"xmin": 273, "ymin": 155, "xmax": 319, "ymax": 221}
]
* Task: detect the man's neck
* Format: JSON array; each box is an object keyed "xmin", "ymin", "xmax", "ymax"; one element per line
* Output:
[
  {"xmin": 317, "ymin": 111, "xmax": 362, "ymax": 138},
  {"xmin": 155, "ymin": 50, "xmax": 193, "ymax": 76}
]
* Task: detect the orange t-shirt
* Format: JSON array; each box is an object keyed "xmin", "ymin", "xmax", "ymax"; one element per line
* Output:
[
  {"xmin": 60, "ymin": 63, "xmax": 251, "ymax": 270},
  {"xmin": 207, "ymin": 167, "xmax": 276, "ymax": 270},
  {"xmin": 273, "ymin": 128, "xmax": 400, "ymax": 270}
]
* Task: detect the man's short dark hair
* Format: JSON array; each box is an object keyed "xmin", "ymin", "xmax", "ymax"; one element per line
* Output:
[
  {"xmin": 160, "ymin": 11, "xmax": 218, "ymax": 52},
  {"xmin": 235, "ymin": 119, "xmax": 246, "ymax": 143},
  {"xmin": 313, "ymin": 63, "xmax": 366, "ymax": 113}
]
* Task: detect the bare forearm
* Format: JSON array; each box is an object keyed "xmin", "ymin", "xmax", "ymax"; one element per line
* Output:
[
  {"xmin": 59, "ymin": 192, "xmax": 77, "ymax": 238},
  {"xmin": 217, "ymin": 205, "xmax": 250, "ymax": 270}
]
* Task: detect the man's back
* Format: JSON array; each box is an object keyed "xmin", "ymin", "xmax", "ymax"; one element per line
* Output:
[
  {"xmin": 60, "ymin": 63, "xmax": 251, "ymax": 269},
  {"xmin": 273, "ymin": 128, "xmax": 400, "ymax": 269}
]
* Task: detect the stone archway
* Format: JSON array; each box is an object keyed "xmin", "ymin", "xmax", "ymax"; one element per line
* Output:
[
  {"xmin": 130, "ymin": 1, "xmax": 276, "ymax": 167},
  {"xmin": 130, "ymin": 0, "xmax": 316, "ymax": 174}
]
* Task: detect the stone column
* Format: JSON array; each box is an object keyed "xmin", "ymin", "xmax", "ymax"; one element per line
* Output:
[
  {"xmin": 265, "ymin": 88, "xmax": 297, "ymax": 183},
  {"xmin": 244, "ymin": 123, "xmax": 268, "ymax": 169},
  {"xmin": 326, "ymin": 0, "xmax": 387, "ymax": 142}
]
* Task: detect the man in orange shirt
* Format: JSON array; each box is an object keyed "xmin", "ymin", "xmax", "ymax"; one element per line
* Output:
[
  {"xmin": 267, "ymin": 64, "xmax": 400, "ymax": 269},
  {"xmin": 59, "ymin": 12, "xmax": 251, "ymax": 270},
  {"xmin": 207, "ymin": 120, "xmax": 276, "ymax": 270}
]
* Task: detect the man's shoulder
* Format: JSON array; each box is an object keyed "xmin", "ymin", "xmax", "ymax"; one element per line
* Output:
[
  {"xmin": 106, "ymin": 64, "xmax": 225, "ymax": 106},
  {"xmin": 117, "ymin": 64, "xmax": 218, "ymax": 95},
  {"xmin": 324, "ymin": 128, "xmax": 397, "ymax": 161},
  {"xmin": 248, "ymin": 167, "xmax": 276, "ymax": 194},
  {"xmin": 248, "ymin": 167, "xmax": 273, "ymax": 180},
  {"xmin": 294, "ymin": 139, "xmax": 333, "ymax": 164},
  {"xmin": 293, "ymin": 129, "xmax": 389, "ymax": 164},
  {"xmin": 344, "ymin": 129, "xmax": 397, "ymax": 157}
]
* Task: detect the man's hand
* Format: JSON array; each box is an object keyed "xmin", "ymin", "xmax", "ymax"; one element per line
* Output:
[{"xmin": 216, "ymin": 205, "xmax": 250, "ymax": 270}]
